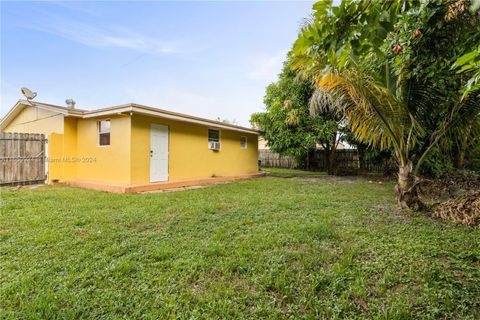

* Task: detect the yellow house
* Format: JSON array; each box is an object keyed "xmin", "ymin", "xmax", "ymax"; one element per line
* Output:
[{"xmin": 0, "ymin": 100, "xmax": 260, "ymax": 192}]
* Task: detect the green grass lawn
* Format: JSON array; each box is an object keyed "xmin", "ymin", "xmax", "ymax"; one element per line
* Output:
[
  {"xmin": 262, "ymin": 167, "xmax": 326, "ymax": 176},
  {"xmin": 1, "ymin": 176, "xmax": 479, "ymax": 319}
]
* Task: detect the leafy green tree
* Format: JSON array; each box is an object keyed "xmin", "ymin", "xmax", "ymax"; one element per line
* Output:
[
  {"xmin": 453, "ymin": 45, "xmax": 480, "ymax": 99},
  {"xmin": 291, "ymin": 0, "xmax": 480, "ymax": 209},
  {"xmin": 388, "ymin": 0, "xmax": 480, "ymax": 171},
  {"xmin": 251, "ymin": 64, "xmax": 340, "ymax": 173},
  {"xmin": 451, "ymin": 42, "xmax": 480, "ymax": 169}
]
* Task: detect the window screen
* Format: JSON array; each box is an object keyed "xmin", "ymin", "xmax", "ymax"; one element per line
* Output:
[
  {"xmin": 98, "ymin": 120, "xmax": 110, "ymax": 146},
  {"xmin": 208, "ymin": 129, "xmax": 220, "ymax": 142},
  {"xmin": 240, "ymin": 136, "xmax": 247, "ymax": 149}
]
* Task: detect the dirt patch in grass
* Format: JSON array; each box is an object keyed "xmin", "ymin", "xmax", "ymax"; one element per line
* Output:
[
  {"xmin": 74, "ymin": 229, "xmax": 95, "ymax": 238},
  {"xmin": 141, "ymin": 185, "xmax": 207, "ymax": 194}
]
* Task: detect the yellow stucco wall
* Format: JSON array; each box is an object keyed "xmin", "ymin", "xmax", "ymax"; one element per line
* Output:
[
  {"xmin": 4, "ymin": 106, "xmax": 258, "ymax": 185},
  {"xmin": 3, "ymin": 105, "xmax": 64, "ymax": 135},
  {"xmin": 63, "ymin": 118, "xmax": 78, "ymax": 180},
  {"xmin": 75, "ymin": 115, "xmax": 132, "ymax": 184},
  {"xmin": 130, "ymin": 114, "xmax": 258, "ymax": 184},
  {"xmin": 46, "ymin": 118, "xmax": 78, "ymax": 183},
  {"xmin": 47, "ymin": 133, "xmax": 64, "ymax": 183}
]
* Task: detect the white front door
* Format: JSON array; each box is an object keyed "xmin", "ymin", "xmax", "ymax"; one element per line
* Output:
[{"xmin": 150, "ymin": 124, "xmax": 169, "ymax": 182}]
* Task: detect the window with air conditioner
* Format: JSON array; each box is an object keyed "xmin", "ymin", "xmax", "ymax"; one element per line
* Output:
[{"xmin": 208, "ymin": 129, "xmax": 220, "ymax": 150}]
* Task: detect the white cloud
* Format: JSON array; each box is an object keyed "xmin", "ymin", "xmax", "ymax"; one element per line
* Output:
[
  {"xmin": 23, "ymin": 15, "xmax": 177, "ymax": 54},
  {"xmin": 247, "ymin": 50, "xmax": 288, "ymax": 81},
  {"xmin": 47, "ymin": 25, "xmax": 176, "ymax": 54}
]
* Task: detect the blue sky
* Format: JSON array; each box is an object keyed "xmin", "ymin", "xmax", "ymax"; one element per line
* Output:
[{"xmin": 1, "ymin": 1, "xmax": 314, "ymax": 126}]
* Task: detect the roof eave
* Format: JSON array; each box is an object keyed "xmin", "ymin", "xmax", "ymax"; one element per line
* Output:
[
  {"xmin": 1, "ymin": 100, "xmax": 259, "ymax": 135},
  {"xmin": 81, "ymin": 104, "xmax": 259, "ymax": 134},
  {"xmin": 130, "ymin": 106, "xmax": 258, "ymax": 134},
  {"xmin": 81, "ymin": 106, "xmax": 134, "ymax": 119}
]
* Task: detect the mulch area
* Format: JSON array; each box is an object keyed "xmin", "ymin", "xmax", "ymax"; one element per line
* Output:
[
  {"xmin": 420, "ymin": 171, "xmax": 480, "ymax": 227},
  {"xmin": 432, "ymin": 190, "xmax": 480, "ymax": 227}
]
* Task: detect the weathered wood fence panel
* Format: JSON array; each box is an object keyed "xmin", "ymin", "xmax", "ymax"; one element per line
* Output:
[
  {"xmin": 310, "ymin": 149, "xmax": 392, "ymax": 173},
  {"xmin": 0, "ymin": 132, "xmax": 47, "ymax": 186},
  {"xmin": 259, "ymin": 149, "xmax": 394, "ymax": 173},
  {"xmin": 259, "ymin": 149, "xmax": 298, "ymax": 168}
]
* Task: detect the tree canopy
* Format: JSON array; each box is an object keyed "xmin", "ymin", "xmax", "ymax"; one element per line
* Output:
[
  {"xmin": 283, "ymin": 0, "xmax": 479, "ymax": 209},
  {"xmin": 251, "ymin": 63, "xmax": 339, "ymax": 169}
]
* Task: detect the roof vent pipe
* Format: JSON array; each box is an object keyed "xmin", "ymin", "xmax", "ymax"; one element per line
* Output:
[{"xmin": 66, "ymin": 99, "xmax": 76, "ymax": 109}]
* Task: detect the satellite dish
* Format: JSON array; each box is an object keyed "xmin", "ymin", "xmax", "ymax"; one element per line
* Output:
[{"xmin": 21, "ymin": 87, "xmax": 37, "ymax": 101}]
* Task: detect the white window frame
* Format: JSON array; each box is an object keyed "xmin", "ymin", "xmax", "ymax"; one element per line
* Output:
[
  {"xmin": 208, "ymin": 128, "xmax": 221, "ymax": 150},
  {"xmin": 240, "ymin": 136, "xmax": 247, "ymax": 149},
  {"xmin": 98, "ymin": 119, "xmax": 111, "ymax": 147}
]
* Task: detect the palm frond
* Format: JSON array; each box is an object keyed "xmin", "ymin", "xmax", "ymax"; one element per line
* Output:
[
  {"xmin": 309, "ymin": 87, "xmax": 341, "ymax": 116},
  {"xmin": 443, "ymin": 90, "xmax": 480, "ymax": 149},
  {"xmin": 316, "ymin": 70, "xmax": 422, "ymax": 163}
]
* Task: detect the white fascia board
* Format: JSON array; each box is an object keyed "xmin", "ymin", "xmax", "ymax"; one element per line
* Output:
[
  {"xmin": 0, "ymin": 101, "xmax": 71, "ymax": 131},
  {"xmin": 35, "ymin": 104, "xmax": 70, "ymax": 115},
  {"xmin": 130, "ymin": 106, "xmax": 258, "ymax": 134},
  {"xmin": 81, "ymin": 107, "xmax": 134, "ymax": 118},
  {"xmin": 78, "ymin": 105, "xmax": 258, "ymax": 134},
  {"xmin": 0, "ymin": 102, "xmax": 25, "ymax": 130}
]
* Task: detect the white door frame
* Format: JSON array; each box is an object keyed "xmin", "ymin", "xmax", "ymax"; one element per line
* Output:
[
  {"xmin": 150, "ymin": 124, "xmax": 169, "ymax": 182},
  {"xmin": 44, "ymin": 139, "xmax": 49, "ymax": 182}
]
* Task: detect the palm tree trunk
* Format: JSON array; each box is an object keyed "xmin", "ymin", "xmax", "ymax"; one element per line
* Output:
[{"xmin": 395, "ymin": 161, "xmax": 425, "ymax": 210}]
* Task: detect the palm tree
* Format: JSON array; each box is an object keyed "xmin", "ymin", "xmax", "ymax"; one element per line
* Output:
[
  {"xmin": 289, "ymin": 0, "xmax": 480, "ymax": 210},
  {"xmin": 308, "ymin": 69, "xmax": 479, "ymax": 209}
]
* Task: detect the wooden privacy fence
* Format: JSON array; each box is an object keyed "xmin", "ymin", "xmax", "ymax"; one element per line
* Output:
[
  {"xmin": 259, "ymin": 149, "xmax": 394, "ymax": 173},
  {"xmin": 258, "ymin": 149, "xmax": 298, "ymax": 168},
  {"xmin": 310, "ymin": 149, "xmax": 393, "ymax": 173},
  {"xmin": 0, "ymin": 132, "xmax": 47, "ymax": 186}
]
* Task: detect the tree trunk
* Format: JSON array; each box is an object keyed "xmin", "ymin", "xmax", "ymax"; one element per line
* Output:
[
  {"xmin": 454, "ymin": 122, "xmax": 471, "ymax": 169},
  {"xmin": 324, "ymin": 135, "xmax": 338, "ymax": 175},
  {"xmin": 325, "ymin": 148, "xmax": 336, "ymax": 175},
  {"xmin": 325, "ymin": 149, "xmax": 331, "ymax": 174},
  {"xmin": 358, "ymin": 145, "xmax": 366, "ymax": 171},
  {"xmin": 306, "ymin": 150, "xmax": 310, "ymax": 170},
  {"xmin": 323, "ymin": 142, "xmax": 334, "ymax": 175},
  {"xmin": 455, "ymin": 151, "xmax": 465, "ymax": 170},
  {"xmin": 330, "ymin": 136, "xmax": 337, "ymax": 175},
  {"xmin": 395, "ymin": 161, "xmax": 425, "ymax": 210}
]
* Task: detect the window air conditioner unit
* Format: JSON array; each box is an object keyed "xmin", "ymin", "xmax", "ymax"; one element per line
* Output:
[{"xmin": 208, "ymin": 141, "xmax": 221, "ymax": 150}]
